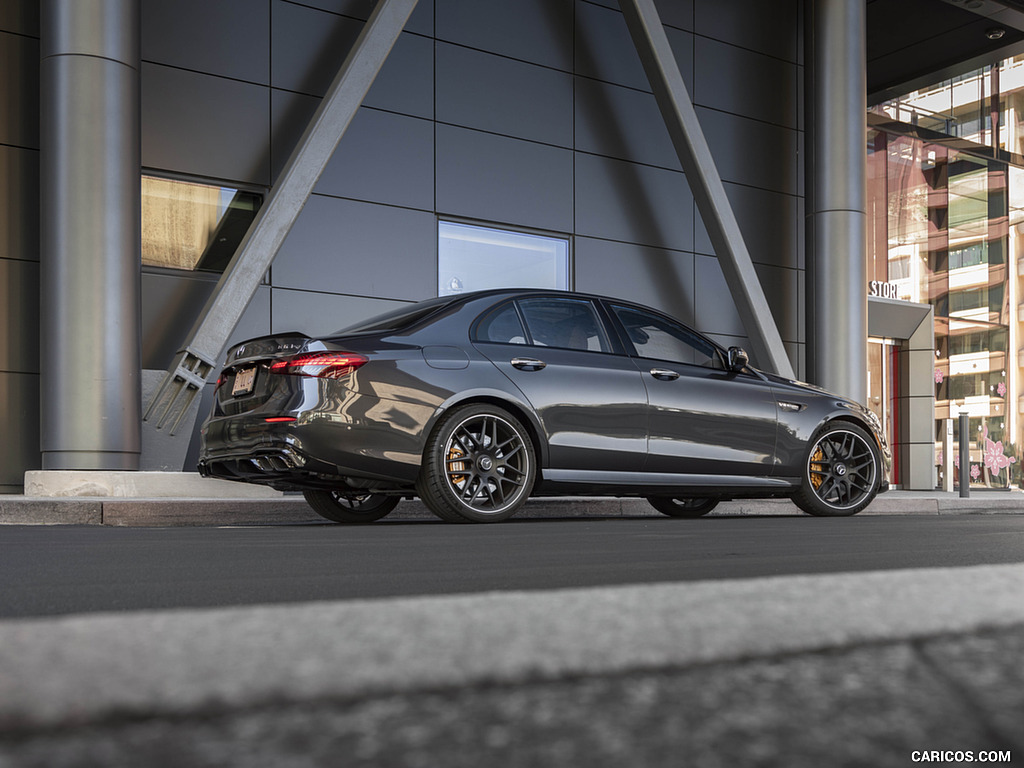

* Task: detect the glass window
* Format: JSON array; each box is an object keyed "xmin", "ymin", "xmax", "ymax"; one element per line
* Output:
[
  {"xmin": 474, "ymin": 302, "xmax": 528, "ymax": 345},
  {"xmin": 611, "ymin": 305, "xmax": 721, "ymax": 368},
  {"xmin": 517, "ymin": 298, "xmax": 609, "ymax": 353},
  {"xmin": 438, "ymin": 222, "xmax": 569, "ymax": 296},
  {"xmin": 141, "ymin": 175, "xmax": 261, "ymax": 272}
]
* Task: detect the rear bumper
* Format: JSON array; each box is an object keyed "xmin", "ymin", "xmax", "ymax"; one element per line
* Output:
[{"xmin": 198, "ymin": 414, "xmax": 421, "ymax": 492}]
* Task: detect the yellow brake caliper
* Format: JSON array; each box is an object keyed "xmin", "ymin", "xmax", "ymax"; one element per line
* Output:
[
  {"xmin": 448, "ymin": 444, "xmax": 467, "ymax": 490},
  {"xmin": 810, "ymin": 447, "xmax": 825, "ymax": 490}
]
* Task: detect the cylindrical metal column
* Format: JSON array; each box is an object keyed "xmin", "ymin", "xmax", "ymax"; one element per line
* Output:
[
  {"xmin": 40, "ymin": 0, "xmax": 141, "ymax": 470},
  {"xmin": 805, "ymin": 0, "xmax": 868, "ymax": 405}
]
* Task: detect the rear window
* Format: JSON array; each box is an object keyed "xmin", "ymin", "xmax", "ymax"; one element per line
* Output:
[{"xmin": 334, "ymin": 297, "xmax": 455, "ymax": 335}]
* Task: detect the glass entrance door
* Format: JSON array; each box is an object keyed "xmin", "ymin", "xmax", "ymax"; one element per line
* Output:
[{"xmin": 867, "ymin": 337, "xmax": 900, "ymax": 485}]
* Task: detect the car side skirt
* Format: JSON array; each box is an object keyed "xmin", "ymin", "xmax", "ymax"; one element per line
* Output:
[{"xmin": 538, "ymin": 470, "xmax": 800, "ymax": 496}]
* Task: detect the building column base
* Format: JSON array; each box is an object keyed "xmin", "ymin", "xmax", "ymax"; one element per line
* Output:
[{"xmin": 23, "ymin": 471, "xmax": 281, "ymax": 499}]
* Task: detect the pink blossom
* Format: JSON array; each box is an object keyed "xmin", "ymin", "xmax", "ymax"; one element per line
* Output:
[
  {"xmin": 982, "ymin": 427, "xmax": 1016, "ymax": 475},
  {"xmin": 934, "ymin": 369, "xmax": 944, "ymax": 384},
  {"xmin": 997, "ymin": 381, "xmax": 1007, "ymax": 397},
  {"xmin": 970, "ymin": 464, "xmax": 981, "ymax": 481}
]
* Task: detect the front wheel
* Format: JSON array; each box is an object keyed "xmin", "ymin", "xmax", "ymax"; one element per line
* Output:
[
  {"xmin": 417, "ymin": 403, "xmax": 536, "ymax": 523},
  {"xmin": 647, "ymin": 497, "xmax": 719, "ymax": 517},
  {"xmin": 303, "ymin": 490, "xmax": 399, "ymax": 523},
  {"xmin": 792, "ymin": 422, "xmax": 881, "ymax": 517}
]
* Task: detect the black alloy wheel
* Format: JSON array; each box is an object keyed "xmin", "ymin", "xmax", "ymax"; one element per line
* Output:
[
  {"xmin": 647, "ymin": 496, "xmax": 719, "ymax": 517},
  {"xmin": 418, "ymin": 403, "xmax": 536, "ymax": 523},
  {"xmin": 303, "ymin": 489, "xmax": 400, "ymax": 523},
  {"xmin": 792, "ymin": 422, "xmax": 880, "ymax": 517}
]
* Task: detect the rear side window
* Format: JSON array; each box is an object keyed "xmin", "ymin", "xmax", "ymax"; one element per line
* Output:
[
  {"xmin": 611, "ymin": 304, "xmax": 722, "ymax": 368},
  {"xmin": 518, "ymin": 298, "xmax": 611, "ymax": 353},
  {"xmin": 475, "ymin": 302, "xmax": 528, "ymax": 344}
]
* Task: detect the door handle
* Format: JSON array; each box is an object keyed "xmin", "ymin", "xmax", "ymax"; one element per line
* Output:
[
  {"xmin": 511, "ymin": 357, "xmax": 547, "ymax": 371},
  {"xmin": 650, "ymin": 368, "xmax": 680, "ymax": 381}
]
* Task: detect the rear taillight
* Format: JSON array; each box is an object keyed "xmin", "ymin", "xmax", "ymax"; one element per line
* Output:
[{"xmin": 269, "ymin": 352, "xmax": 368, "ymax": 379}]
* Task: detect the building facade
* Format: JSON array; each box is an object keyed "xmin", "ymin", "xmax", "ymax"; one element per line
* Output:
[
  {"xmin": 3, "ymin": 0, "xmax": 813, "ymax": 493},
  {"xmin": 869, "ymin": 54, "xmax": 1024, "ymax": 490}
]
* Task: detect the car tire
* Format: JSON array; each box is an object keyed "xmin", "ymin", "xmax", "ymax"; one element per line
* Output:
[
  {"xmin": 646, "ymin": 497, "xmax": 719, "ymax": 517},
  {"xmin": 303, "ymin": 490, "xmax": 399, "ymax": 523},
  {"xmin": 418, "ymin": 403, "xmax": 536, "ymax": 523},
  {"xmin": 792, "ymin": 422, "xmax": 881, "ymax": 517}
]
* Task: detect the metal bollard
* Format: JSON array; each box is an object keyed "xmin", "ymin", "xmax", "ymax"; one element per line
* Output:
[{"xmin": 959, "ymin": 412, "xmax": 970, "ymax": 498}]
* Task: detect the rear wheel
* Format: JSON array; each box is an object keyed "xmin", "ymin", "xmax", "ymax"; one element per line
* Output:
[
  {"xmin": 792, "ymin": 422, "xmax": 880, "ymax": 517},
  {"xmin": 418, "ymin": 403, "xmax": 536, "ymax": 523},
  {"xmin": 647, "ymin": 497, "xmax": 719, "ymax": 517},
  {"xmin": 303, "ymin": 490, "xmax": 399, "ymax": 523}
]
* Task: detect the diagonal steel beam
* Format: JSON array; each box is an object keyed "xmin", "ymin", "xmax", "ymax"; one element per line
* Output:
[
  {"xmin": 145, "ymin": 0, "xmax": 420, "ymax": 434},
  {"xmin": 617, "ymin": 0, "xmax": 796, "ymax": 379}
]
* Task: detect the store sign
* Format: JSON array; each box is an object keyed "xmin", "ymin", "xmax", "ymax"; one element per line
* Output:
[{"xmin": 868, "ymin": 280, "xmax": 900, "ymax": 300}]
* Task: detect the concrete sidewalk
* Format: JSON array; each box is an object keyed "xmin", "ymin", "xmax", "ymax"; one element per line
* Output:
[
  {"xmin": 2, "ymin": 488, "xmax": 1024, "ymax": 526},
  {"xmin": 0, "ymin": 564, "xmax": 1021, "ymax": 767}
]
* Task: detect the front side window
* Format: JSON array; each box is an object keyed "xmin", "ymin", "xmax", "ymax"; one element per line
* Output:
[
  {"xmin": 518, "ymin": 298, "xmax": 610, "ymax": 353},
  {"xmin": 141, "ymin": 175, "xmax": 261, "ymax": 272},
  {"xmin": 612, "ymin": 305, "xmax": 721, "ymax": 368},
  {"xmin": 438, "ymin": 221, "xmax": 569, "ymax": 296}
]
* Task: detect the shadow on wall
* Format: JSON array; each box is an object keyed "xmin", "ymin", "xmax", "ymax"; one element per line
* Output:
[{"xmin": 566, "ymin": 0, "xmax": 697, "ymax": 325}]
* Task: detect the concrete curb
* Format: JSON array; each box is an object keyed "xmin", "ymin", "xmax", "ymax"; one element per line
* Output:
[
  {"xmin": 2, "ymin": 563, "xmax": 1024, "ymax": 731},
  {"xmin": 2, "ymin": 491, "xmax": 1023, "ymax": 526}
]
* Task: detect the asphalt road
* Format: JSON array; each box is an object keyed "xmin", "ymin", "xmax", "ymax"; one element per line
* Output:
[{"xmin": 2, "ymin": 515, "xmax": 1024, "ymax": 619}]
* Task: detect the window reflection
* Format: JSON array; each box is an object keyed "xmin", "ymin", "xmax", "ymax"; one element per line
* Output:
[
  {"xmin": 438, "ymin": 221, "xmax": 569, "ymax": 296},
  {"xmin": 141, "ymin": 176, "xmax": 261, "ymax": 272}
]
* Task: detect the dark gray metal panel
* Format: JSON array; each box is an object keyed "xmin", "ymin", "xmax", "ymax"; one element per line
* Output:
[
  {"xmin": 0, "ymin": 31, "xmax": 39, "ymax": 148},
  {"xmin": 0, "ymin": 258, "xmax": 39, "ymax": 373},
  {"xmin": 694, "ymin": 182, "xmax": 804, "ymax": 271},
  {"xmin": 315, "ymin": 108, "xmax": 434, "ymax": 210},
  {"xmin": 282, "ymin": 0, "xmax": 434, "ymax": 36},
  {"xmin": 585, "ymin": 0, "xmax": 693, "ymax": 30},
  {"xmin": 273, "ymin": 196, "xmax": 436, "ymax": 301},
  {"xmin": 141, "ymin": 0, "xmax": 270, "ymax": 84},
  {"xmin": 697, "ymin": 107, "xmax": 801, "ymax": 196},
  {"xmin": 0, "ymin": 0, "xmax": 39, "ymax": 35},
  {"xmin": 618, "ymin": 0, "xmax": 794, "ymax": 377},
  {"xmin": 574, "ymin": 77, "xmax": 681, "ymax": 172},
  {"xmin": 694, "ymin": 35, "xmax": 799, "ymax": 130},
  {"xmin": 696, "ymin": 258, "xmax": 800, "ymax": 344},
  {"xmin": 694, "ymin": 254, "xmax": 745, "ymax": 339},
  {"xmin": 141, "ymin": 271, "xmax": 218, "ymax": 370},
  {"xmin": 435, "ymin": 42, "xmax": 573, "ymax": 148},
  {"xmin": 270, "ymin": 289, "xmax": 409, "ymax": 336},
  {"xmin": 272, "ymin": 2, "xmax": 432, "ymax": 118},
  {"xmin": 574, "ymin": 237, "xmax": 695, "ymax": 327},
  {"xmin": 695, "ymin": 0, "xmax": 800, "ymax": 63},
  {"xmin": 574, "ymin": 152, "xmax": 693, "ymax": 252},
  {"xmin": 0, "ymin": 372, "xmax": 40, "ymax": 491},
  {"xmin": 437, "ymin": 0, "xmax": 573, "ymax": 71},
  {"xmin": 141, "ymin": 62, "xmax": 271, "ymax": 185},
  {"xmin": 436, "ymin": 124, "xmax": 574, "ymax": 233},
  {"xmin": 576, "ymin": 1, "xmax": 694, "ymax": 92},
  {"xmin": 0, "ymin": 145, "xmax": 39, "ymax": 262},
  {"xmin": 575, "ymin": 0, "xmax": 648, "ymax": 90},
  {"xmin": 270, "ymin": 89, "xmax": 320, "ymax": 182}
]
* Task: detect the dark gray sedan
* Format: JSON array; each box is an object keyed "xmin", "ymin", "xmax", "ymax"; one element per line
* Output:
[{"xmin": 199, "ymin": 289, "xmax": 890, "ymax": 523}]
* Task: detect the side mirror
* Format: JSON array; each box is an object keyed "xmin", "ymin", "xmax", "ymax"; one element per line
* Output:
[{"xmin": 727, "ymin": 346, "xmax": 749, "ymax": 372}]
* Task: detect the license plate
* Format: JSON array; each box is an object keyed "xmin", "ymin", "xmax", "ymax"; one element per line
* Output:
[{"xmin": 232, "ymin": 366, "xmax": 257, "ymax": 396}]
